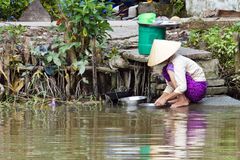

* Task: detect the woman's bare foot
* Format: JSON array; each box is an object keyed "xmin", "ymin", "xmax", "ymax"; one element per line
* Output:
[
  {"xmin": 170, "ymin": 100, "xmax": 189, "ymax": 108},
  {"xmin": 170, "ymin": 95, "xmax": 189, "ymax": 108},
  {"xmin": 168, "ymin": 98, "xmax": 178, "ymax": 104}
]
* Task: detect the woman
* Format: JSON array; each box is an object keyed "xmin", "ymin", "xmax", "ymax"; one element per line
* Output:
[{"xmin": 148, "ymin": 40, "xmax": 207, "ymax": 108}]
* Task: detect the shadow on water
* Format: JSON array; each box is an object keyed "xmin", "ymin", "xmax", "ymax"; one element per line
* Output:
[{"xmin": 0, "ymin": 104, "xmax": 240, "ymax": 159}]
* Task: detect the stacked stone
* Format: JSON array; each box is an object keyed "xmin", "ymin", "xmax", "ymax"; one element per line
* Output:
[
  {"xmin": 119, "ymin": 47, "xmax": 227, "ymax": 98},
  {"xmin": 108, "ymin": 21, "xmax": 227, "ymax": 98}
]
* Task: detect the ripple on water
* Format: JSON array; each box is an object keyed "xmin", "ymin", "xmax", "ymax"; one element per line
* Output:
[{"xmin": 0, "ymin": 106, "xmax": 240, "ymax": 159}]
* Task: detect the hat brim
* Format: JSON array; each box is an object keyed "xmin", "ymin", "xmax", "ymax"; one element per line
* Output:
[{"xmin": 147, "ymin": 40, "xmax": 181, "ymax": 67}]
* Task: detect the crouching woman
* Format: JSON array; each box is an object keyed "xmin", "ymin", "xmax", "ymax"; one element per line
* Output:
[{"xmin": 148, "ymin": 40, "xmax": 207, "ymax": 108}]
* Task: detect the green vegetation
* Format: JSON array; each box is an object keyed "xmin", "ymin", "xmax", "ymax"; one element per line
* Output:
[
  {"xmin": 0, "ymin": 25, "xmax": 27, "ymax": 95},
  {"xmin": 57, "ymin": 0, "xmax": 112, "ymax": 65},
  {"xmin": 170, "ymin": 0, "xmax": 185, "ymax": 16},
  {"xmin": 187, "ymin": 22, "xmax": 240, "ymax": 98},
  {"xmin": 0, "ymin": 0, "xmax": 113, "ymax": 102},
  {"xmin": 0, "ymin": 0, "xmax": 59, "ymax": 20},
  {"xmin": 57, "ymin": 0, "xmax": 113, "ymax": 97},
  {"xmin": 40, "ymin": 0, "xmax": 60, "ymax": 20},
  {"xmin": 0, "ymin": 0, "xmax": 30, "ymax": 20},
  {"xmin": 187, "ymin": 23, "xmax": 240, "ymax": 73}
]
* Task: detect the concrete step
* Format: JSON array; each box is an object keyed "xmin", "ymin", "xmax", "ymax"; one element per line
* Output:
[
  {"xmin": 206, "ymin": 86, "xmax": 228, "ymax": 95},
  {"xmin": 207, "ymin": 79, "xmax": 225, "ymax": 87},
  {"xmin": 194, "ymin": 95, "xmax": 240, "ymax": 107},
  {"xmin": 154, "ymin": 80, "xmax": 227, "ymax": 96}
]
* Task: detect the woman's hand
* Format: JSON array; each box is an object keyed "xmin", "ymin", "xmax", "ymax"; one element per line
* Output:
[{"xmin": 154, "ymin": 97, "xmax": 167, "ymax": 106}]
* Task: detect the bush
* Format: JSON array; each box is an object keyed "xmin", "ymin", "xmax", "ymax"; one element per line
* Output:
[
  {"xmin": 0, "ymin": 0, "xmax": 30, "ymax": 20},
  {"xmin": 40, "ymin": 0, "xmax": 60, "ymax": 20},
  {"xmin": 0, "ymin": 0, "xmax": 60, "ymax": 20},
  {"xmin": 187, "ymin": 23, "xmax": 240, "ymax": 72}
]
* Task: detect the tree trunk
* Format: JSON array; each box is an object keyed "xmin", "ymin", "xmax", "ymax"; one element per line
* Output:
[
  {"xmin": 64, "ymin": 21, "xmax": 77, "ymax": 65},
  {"xmin": 234, "ymin": 32, "xmax": 240, "ymax": 73},
  {"xmin": 92, "ymin": 37, "xmax": 98, "ymax": 99}
]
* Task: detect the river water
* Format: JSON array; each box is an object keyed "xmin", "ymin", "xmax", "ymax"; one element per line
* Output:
[{"xmin": 0, "ymin": 104, "xmax": 240, "ymax": 160}]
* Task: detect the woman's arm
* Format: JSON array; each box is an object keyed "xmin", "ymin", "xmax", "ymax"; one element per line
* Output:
[
  {"xmin": 154, "ymin": 91, "xmax": 180, "ymax": 106},
  {"xmin": 154, "ymin": 92, "xmax": 169, "ymax": 106}
]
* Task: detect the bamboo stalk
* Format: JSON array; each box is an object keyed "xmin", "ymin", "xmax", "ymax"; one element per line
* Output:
[
  {"xmin": 16, "ymin": 64, "xmax": 144, "ymax": 73},
  {"xmin": 111, "ymin": 73, "xmax": 117, "ymax": 90},
  {"xmin": 92, "ymin": 37, "xmax": 98, "ymax": 99},
  {"xmin": 234, "ymin": 32, "xmax": 240, "ymax": 73},
  {"xmin": 16, "ymin": 65, "xmax": 117, "ymax": 73}
]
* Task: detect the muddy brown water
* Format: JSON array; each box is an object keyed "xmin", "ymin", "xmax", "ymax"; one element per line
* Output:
[{"xmin": 0, "ymin": 105, "xmax": 240, "ymax": 160}]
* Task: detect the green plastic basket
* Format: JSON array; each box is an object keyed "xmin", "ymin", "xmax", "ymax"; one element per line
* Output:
[{"xmin": 138, "ymin": 13, "xmax": 156, "ymax": 24}]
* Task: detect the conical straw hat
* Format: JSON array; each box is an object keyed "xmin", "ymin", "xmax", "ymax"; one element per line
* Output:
[{"xmin": 147, "ymin": 40, "xmax": 181, "ymax": 67}]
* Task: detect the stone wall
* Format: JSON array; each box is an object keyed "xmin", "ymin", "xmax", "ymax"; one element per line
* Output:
[
  {"xmin": 185, "ymin": 0, "xmax": 240, "ymax": 17},
  {"xmin": 138, "ymin": 0, "xmax": 240, "ymax": 17}
]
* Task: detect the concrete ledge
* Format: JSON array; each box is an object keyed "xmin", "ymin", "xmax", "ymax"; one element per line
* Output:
[
  {"xmin": 195, "ymin": 96, "xmax": 240, "ymax": 107},
  {"xmin": 206, "ymin": 86, "xmax": 228, "ymax": 95},
  {"xmin": 181, "ymin": 17, "xmax": 240, "ymax": 23},
  {"xmin": 177, "ymin": 47, "xmax": 212, "ymax": 60},
  {"xmin": 121, "ymin": 49, "xmax": 148, "ymax": 63},
  {"xmin": 139, "ymin": 96, "xmax": 240, "ymax": 112},
  {"xmin": 121, "ymin": 47, "xmax": 213, "ymax": 63},
  {"xmin": 0, "ymin": 21, "xmax": 57, "ymax": 27},
  {"xmin": 207, "ymin": 79, "xmax": 225, "ymax": 87}
]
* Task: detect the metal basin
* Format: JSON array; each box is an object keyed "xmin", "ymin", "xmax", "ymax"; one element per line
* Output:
[
  {"xmin": 138, "ymin": 103, "xmax": 156, "ymax": 107},
  {"xmin": 119, "ymin": 96, "xmax": 147, "ymax": 106}
]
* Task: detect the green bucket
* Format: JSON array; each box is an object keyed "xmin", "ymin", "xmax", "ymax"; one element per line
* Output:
[
  {"xmin": 138, "ymin": 13, "xmax": 156, "ymax": 24},
  {"xmin": 138, "ymin": 23, "xmax": 166, "ymax": 55}
]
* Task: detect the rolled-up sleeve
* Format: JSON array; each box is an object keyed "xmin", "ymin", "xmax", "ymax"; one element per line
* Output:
[
  {"xmin": 173, "ymin": 61, "xmax": 187, "ymax": 94},
  {"xmin": 163, "ymin": 81, "xmax": 174, "ymax": 93}
]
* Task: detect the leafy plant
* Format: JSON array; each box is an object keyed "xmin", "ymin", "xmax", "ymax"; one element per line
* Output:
[
  {"xmin": 0, "ymin": 25, "xmax": 27, "ymax": 95},
  {"xmin": 57, "ymin": 0, "xmax": 113, "ymax": 98},
  {"xmin": 32, "ymin": 45, "xmax": 61, "ymax": 67},
  {"xmin": 170, "ymin": 0, "xmax": 185, "ymax": 16},
  {"xmin": 106, "ymin": 47, "xmax": 120, "ymax": 59},
  {"xmin": 0, "ymin": 0, "xmax": 31, "ymax": 20},
  {"xmin": 0, "ymin": 25, "xmax": 27, "ymax": 44},
  {"xmin": 187, "ymin": 23, "xmax": 240, "ymax": 72},
  {"xmin": 72, "ymin": 59, "xmax": 89, "ymax": 75},
  {"xmin": 0, "ymin": 0, "xmax": 60, "ymax": 20},
  {"xmin": 40, "ymin": 0, "xmax": 60, "ymax": 20},
  {"xmin": 57, "ymin": 0, "xmax": 113, "ymax": 62},
  {"xmin": 0, "ymin": 0, "xmax": 114, "ymax": 99}
]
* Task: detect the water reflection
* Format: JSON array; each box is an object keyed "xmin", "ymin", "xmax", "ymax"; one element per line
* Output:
[
  {"xmin": 0, "ymin": 105, "xmax": 239, "ymax": 159},
  {"xmin": 105, "ymin": 107, "xmax": 207, "ymax": 160}
]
